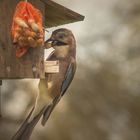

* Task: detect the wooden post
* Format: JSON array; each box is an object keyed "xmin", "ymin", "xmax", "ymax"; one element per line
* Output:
[
  {"xmin": 0, "ymin": 80, "xmax": 2, "ymax": 118},
  {"xmin": 0, "ymin": 0, "xmax": 45, "ymax": 79}
]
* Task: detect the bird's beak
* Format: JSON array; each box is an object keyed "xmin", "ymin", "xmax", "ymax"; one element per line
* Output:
[
  {"xmin": 44, "ymin": 38, "xmax": 53, "ymax": 49},
  {"xmin": 45, "ymin": 38, "xmax": 53, "ymax": 43}
]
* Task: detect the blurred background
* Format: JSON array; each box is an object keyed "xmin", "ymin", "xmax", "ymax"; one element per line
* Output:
[{"xmin": 1, "ymin": 0, "xmax": 140, "ymax": 140}]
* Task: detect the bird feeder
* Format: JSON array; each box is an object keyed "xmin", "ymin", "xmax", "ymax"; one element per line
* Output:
[{"xmin": 0, "ymin": 0, "xmax": 84, "ymax": 79}]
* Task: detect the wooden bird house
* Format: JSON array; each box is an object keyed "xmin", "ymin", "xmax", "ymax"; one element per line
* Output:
[{"xmin": 0, "ymin": 0, "xmax": 84, "ymax": 79}]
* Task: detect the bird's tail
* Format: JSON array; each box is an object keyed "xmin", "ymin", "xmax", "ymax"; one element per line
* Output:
[
  {"xmin": 11, "ymin": 97, "xmax": 61, "ymax": 140},
  {"xmin": 11, "ymin": 106, "xmax": 45, "ymax": 140}
]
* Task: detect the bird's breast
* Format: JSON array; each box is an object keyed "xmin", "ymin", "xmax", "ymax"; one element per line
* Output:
[{"xmin": 54, "ymin": 45, "xmax": 69, "ymax": 58}]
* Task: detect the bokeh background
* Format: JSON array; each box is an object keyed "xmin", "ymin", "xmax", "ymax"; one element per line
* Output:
[{"xmin": 1, "ymin": 0, "xmax": 140, "ymax": 140}]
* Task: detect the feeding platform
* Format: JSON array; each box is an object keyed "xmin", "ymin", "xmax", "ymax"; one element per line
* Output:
[{"xmin": 0, "ymin": 0, "xmax": 84, "ymax": 79}]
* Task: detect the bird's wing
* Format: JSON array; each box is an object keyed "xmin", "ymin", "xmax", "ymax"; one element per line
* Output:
[
  {"xmin": 61, "ymin": 57, "xmax": 76, "ymax": 96},
  {"xmin": 41, "ymin": 57, "xmax": 76, "ymax": 125}
]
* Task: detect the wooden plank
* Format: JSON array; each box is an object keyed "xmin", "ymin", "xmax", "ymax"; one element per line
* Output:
[
  {"xmin": 41, "ymin": 0, "xmax": 85, "ymax": 28},
  {"xmin": 0, "ymin": 0, "xmax": 45, "ymax": 79}
]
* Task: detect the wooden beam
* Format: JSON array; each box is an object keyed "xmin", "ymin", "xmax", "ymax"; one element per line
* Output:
[{"xmin": 41, "ymin": 0, "xmax": 85, "ymax": 28}]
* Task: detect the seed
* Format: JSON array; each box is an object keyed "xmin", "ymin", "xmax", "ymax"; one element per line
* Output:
[{"xmin": 15, "ymin": 18, "xmax": 28, "ymax": 28}]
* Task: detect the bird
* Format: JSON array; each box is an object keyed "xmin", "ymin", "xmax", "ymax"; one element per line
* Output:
[{"xmin": 12, "ymin": 28, "xmax": 77, "ymax": 140}]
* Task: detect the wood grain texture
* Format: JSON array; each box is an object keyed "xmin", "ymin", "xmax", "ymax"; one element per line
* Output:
[
  {"xmin": 41, "ymin": 0, "xmax": 85, "ymax": 27},
  {"xmin": 0, "ymin": 0, "xmax": 84, "ymax": 79},
  {"xmin": 0, "ymin": 0, "xmax": 45, "ymax": 79}
]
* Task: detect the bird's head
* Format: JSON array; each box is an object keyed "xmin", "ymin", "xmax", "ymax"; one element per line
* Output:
[{"xmin": 45, "ymin": 28, "xmax": 76, "ymax": 58}]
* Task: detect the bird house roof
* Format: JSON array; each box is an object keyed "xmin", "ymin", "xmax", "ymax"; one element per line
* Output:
[{"xmin": 41, "ymin": 0, "xmax": 85, "ymax": 28}]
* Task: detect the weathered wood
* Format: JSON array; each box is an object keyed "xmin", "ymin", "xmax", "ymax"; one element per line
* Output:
[
  {"xmin": 0, "ymin": 0, "xmax": 84, "ymax": 79},
  {"xmin": 41, "ymin": 0, "xmax": 85, "ymax": 28},
  {"xmin": 0, "ymin": 0, "xmax": 45, "ymax": 79}
]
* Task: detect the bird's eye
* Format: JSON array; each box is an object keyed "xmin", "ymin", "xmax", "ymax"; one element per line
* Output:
[
  {"xmin": 59, "ymin": 34, "xmax": 65, "ymax": 39},
  {"xmin": 52, "ymin": 40, "xmax": 67, "ymax": 46}
]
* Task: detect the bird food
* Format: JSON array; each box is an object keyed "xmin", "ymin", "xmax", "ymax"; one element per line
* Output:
[{"xmin": 11, "ymin": 1, "xmax": 44, "ymax": 58}]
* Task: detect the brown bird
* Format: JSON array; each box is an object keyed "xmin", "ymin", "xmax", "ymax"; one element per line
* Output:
[{"xmin": 12, "ymin": 28, "xmax": 77, "ymax": 140}]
